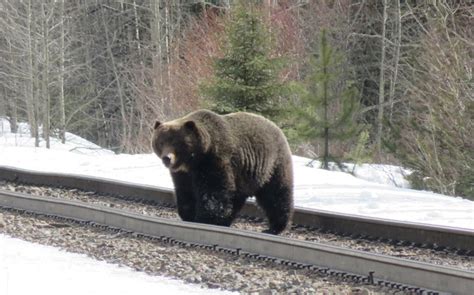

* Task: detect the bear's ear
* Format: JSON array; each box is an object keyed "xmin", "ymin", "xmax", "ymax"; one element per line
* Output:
[
  {"xmin": 153, "ymin": 121, "xmax": 161, "ymax": 130},
  {"xmin": 185, "ymin": 120, "xmax": 210, "ymax": 152},
  {"xmin": 184, "ymin": 120, "xmax": 197, "ymax": 132}
]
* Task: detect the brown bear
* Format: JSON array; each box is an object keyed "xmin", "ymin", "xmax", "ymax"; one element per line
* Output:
[{"xmin": 152, "ymin": 109, "xmax": 293, "ymax": 234}]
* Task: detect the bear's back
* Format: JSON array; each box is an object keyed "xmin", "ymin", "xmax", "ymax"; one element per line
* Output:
[{"xmin": 223, "ymin": 112, "xmax": 291, "ymax": 193}]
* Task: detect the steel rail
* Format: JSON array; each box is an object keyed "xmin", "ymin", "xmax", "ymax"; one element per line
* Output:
[
  {"xmin": 0, "ymin": 189, "xmax": 473, "ymax": 295},
  {"xmin": 0, "ymin": 166, "xmax": 473, "ymax": 252}
]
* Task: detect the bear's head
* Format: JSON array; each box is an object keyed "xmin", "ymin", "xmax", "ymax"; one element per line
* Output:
[{"xmin": 152, "ymin": 119, "xmax": 210, "ymax": 172}]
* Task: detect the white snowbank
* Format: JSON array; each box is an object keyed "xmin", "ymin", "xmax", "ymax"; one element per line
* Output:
[{"xmin": 0, "ymin": 234, "xmax": 233, "ymax": 295}]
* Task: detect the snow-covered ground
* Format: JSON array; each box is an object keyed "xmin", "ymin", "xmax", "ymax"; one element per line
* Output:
[
  {"xmin": 0, "ymin": 118, "xmax": 473, "ymax": 294},
  {"xmin": 0, "ymin": 234, "xmax": 233, "ymax": 295}
]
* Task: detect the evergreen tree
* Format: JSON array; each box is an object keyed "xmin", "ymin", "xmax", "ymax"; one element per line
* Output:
[
  {"xmin": 201, "ymin": 1, "xmax": 285, "ymax": 116},
  {"xmin": 290, "ymin": 29, "xmax": 362, "ymax": 170}
]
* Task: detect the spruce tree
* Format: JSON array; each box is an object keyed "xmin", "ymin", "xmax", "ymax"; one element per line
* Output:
[
  {"xmin": 290, "ymin": 29, "xmax": 362, "ymax": 170},
  {"xmin": 201, "ymin": 1, "xmax": 285, "ymax": 116}
]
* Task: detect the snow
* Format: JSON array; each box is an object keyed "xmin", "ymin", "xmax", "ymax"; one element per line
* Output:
[
  {"xmin": 293, "ymin": 162, "xmax": 473, "ymax": 229},
  {"xmin": 0, "ymin": 117, "xmax": 473, "ymax": 293},
  {"xmin": 0, "ymin": 234, "xmax": 233, "ymax": 295}
]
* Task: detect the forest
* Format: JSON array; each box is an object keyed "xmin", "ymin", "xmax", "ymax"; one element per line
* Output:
[{"xmin": 0, "ymin": 0, "xmax": 472, "ymax": 198}]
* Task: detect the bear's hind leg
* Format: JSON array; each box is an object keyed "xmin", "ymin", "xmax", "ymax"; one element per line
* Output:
[
  {"xmin": 232, "ymin": 193, "xmax": 248, "ymax": 220},
  {"xmin": 171, "ymin": 172, "xmax": 196, "ymax": 222},
  {"xmin": 255, "ymin": 165, "xmax": 294, "ymax": 235}
]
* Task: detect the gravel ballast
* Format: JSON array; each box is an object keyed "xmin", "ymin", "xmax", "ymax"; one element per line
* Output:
[
  {"xmin": 0, "ymin": 208, "xmax": 394, "ymax": 294},
  {"xmin": 1, "ymin": 181, "xmax": 472, "ymax": 272}
]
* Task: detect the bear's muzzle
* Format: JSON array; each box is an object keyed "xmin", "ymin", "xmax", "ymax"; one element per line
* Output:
[{"xmin": 162, "ymin": 153, "xmax": 175, "ymax": 168}]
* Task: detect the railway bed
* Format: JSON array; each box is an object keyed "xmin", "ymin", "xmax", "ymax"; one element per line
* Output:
[
  {"xmin": 1, "ymin": 180, "xmax": 472, "ymax": 271},
  {"xmin": 0, "ymin": 167, "xmax": 473, "ymax": 294},
  {"xmin": 1, "ymin": 206, "xmax": 396, "ymax": 294},
  {"xmin": 0, "ymin": 166, "xmax": 472, "ymax": 253},
  {"xmin": 0, "ymin": 191, "xmax": 473, "ymax": 293}
]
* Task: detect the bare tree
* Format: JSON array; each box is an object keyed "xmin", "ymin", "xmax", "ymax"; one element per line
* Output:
[
  {"xmin": 26, "ymin": 0, "xmax": 40, "ymax": 146},
  {"xmin": 396, "ymin": 1, "xmax": 473, "ymax": 197},
  {"xmin": 375, "ymin": 0, "xmax": 388, "ymax": 157},
  {"xmin": 100, "ymin": 5, "xmax": 128, "ymax": 152},
  {"xmin": 40, "ymin": 2, "xmax": 55, "ymax": 148},
  {"xmin": 388, "ymin": 0, "xmax": 401, "ymax": 121},
  {"xmin": 58, "ymin": 0, "xmax": 66, "ymax": 144}
]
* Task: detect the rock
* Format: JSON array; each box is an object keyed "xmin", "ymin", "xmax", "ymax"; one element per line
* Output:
[
  {"xmin": 312, "ymin": 282, "xmax": 323, "ymax": 289},
  {"xmin": 351, "ymin": 287, "xmax": 371, "ymax": 295},
  {"xmin": 206, "ymin": 282, "xmax": 221, "ymax": 289},
  {"xmin": 0, "ymin": 215, "xmax": 5, "ymax": 228},
  {"xmin": 35, "ymin": 221, "xmax": 52, "ymax": 228},
  {"xmin": 269, "ymin": 281, "xmax": 282, "ymax": 289},
  {"xmin": 192, "ymin": 275, "xmax": 202, "ymax": 283}
]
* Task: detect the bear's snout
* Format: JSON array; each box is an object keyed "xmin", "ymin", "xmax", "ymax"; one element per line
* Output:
[
  {"xmin": 162, "ymin": 153, "xmax": 175, "ymax": 168},
  {"xmin": 162, "ymin": 156, "xmax": 171, "ymax": 167}
]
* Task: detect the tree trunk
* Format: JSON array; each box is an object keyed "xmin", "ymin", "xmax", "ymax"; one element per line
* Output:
[
  {"xmin": 41, "ymin": 2, "xmax": 51, "ymax": 149},
  {"xmin": 26, "ymin": 0, "xmax": 39, "ymax": 147},
  {"xmin": 322, "ymin": 31, "xmax": 329, "ymax": 170},
  {"xmin": 59, "ymin": 0, "xmax": 66, "ymax": 144},
  {"xmin": 165, "ymin": 0, "xmax": 172, "ymax": 102},
  {"xmin": 388, "ymin": 0, "xmax": 401, "ymax": 122},
  {"xmin": 323, "ymin": 127, "xmax": 329, "ymax": 170},
  {"xmin": 133, "ymin": 0, "xmax": 142, "ymax": 56},
  {"xmin": 5, "ymin": 44, "xmax": 18, "ymax": 133},
  {"xmin": 100, "ymin": 7, "xmax": 127, "ymax": 152},
  {"xmin": 151, "ymin": 0, "xmax": 163, "ymax": 87},
  {"xmin": 376, "ymin": 0, "xmax": 388, "ymax": 157}
]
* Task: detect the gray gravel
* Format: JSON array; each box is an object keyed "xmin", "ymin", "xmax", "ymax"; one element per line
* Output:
[
  {"xmin": 0, "ymin": 209, "xmax": 392, "ymax": 294},
  {"xmin": 2, "ymin": 181, "xmax": 472, "ymax": 272}
]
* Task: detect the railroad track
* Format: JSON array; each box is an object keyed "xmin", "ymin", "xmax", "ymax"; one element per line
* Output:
[
  {"xmin": 0, "ymin": 166, "xmax": 473, "ymax": 294},
  {"xmin": 1, "ymin": 166, "xmax": 472, "ymax": 252}
]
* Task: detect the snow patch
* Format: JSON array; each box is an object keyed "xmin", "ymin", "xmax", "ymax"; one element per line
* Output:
[{"xmin": 0, "ymin": 234, "xmax": 233, "ymax": 295}]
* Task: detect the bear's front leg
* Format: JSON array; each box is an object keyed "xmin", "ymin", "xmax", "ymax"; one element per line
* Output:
[
  {"xmin": 194, "ymin": 190, "xmax": 235, "ymax": 226},
  {"xmin": 171, "ymin": 172, "xmax": 196, "ymax": 222},
  {"xmin": 191, "ymin": 158, "xmax": 237, "ymax": 227}
]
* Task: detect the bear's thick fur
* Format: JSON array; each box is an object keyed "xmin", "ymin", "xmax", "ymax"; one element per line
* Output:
[{"xmin": 152, "ymin": 109, "xmax": 293, "ymax": 234}]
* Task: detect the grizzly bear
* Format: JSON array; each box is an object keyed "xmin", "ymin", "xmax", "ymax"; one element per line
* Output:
[{"xmin": 152, "ymin": 109, "xmax": 293, "ymax": 234}]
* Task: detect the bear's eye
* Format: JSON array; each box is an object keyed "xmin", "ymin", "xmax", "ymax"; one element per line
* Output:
[
  {"xmin": 184, "ymin": 135, "xmax": 194, "ymax": 146},
  {"xmin": 153, "ymin": 140, "xmax": 163, "ymax": 156},
  {"xmin": 154, "ymin": 144, "xmax": 162, "ymax": 155}
]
